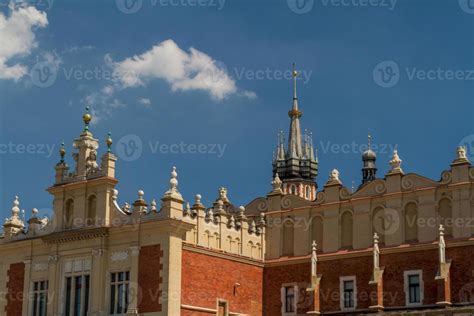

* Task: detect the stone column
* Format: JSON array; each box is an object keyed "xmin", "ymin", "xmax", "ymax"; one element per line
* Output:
[
  {"xmin": 90, "ymin": 249, "xmax": 107, "ymax": 314},
  {"xmin": 22, "ymin": 259, "xmax": 32, "ymax": 315},
  {"xmin": 47, "ymin": 255, "xmax": 59, "ymax": 316},
  {"xmin": 126, "ymin": 246, "xmax": 140, "ymax": 314}
]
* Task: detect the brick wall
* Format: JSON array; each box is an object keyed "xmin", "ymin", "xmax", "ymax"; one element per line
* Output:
[
  {"xmin": 5, "ymin": 262, "xmax": 25, "ymax": 316},
  {"xmin": 263, "ymin": 245, "xmax": 474, "ymax": 314},
  {"xmin": 181, "ymin": 249, "xmax": 263, "ymax": 316},
  {"xmin": 138, "ymin": 244, "xmax": 163, "ymax": 313}
]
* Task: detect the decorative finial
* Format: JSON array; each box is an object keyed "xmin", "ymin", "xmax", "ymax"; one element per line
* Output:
[
  {"xmin": 292, "ymin": 62, "xmax": 298, "ymax": 99},
  {"xmin": 137, "ymin": 190, "xmax": 144, "ymax": 200},
  {"xmin": 439, "ymin": 224, "xmax": 446, "ymax": 264},
  {"xmin": 389, "ymin": 149, "xmax": 403, "ymax": 173},
  {"xmin": 32, "ymin": 208, "xmax": 39, "ymax": 217},
  {"xmin": 59, "ymin": 142, "xmax": 66, "ymax": 163},
  {"xmin": 83, "ymin": 106, "xmax": 92, "ymax": 132},
  {"xmin": 272, "ymin": 173, "xmax": 282, "ymax": 192},
  {"xmin": 312, "ymin": 240, "xmax": 317, "ymax": 252},
  {"xmin": 164, "ymin": 166, "xmax": 182, "ymax": 199},
  {"xmin": 106, "ymin": 132, "xmax": 113, "ymax": 153},
  {"xmin": 195, "ymin": 194, "xmax": 202, "ymax": 205},
  {"xmin": 329, "ymin": 169, "xmax": 340, "ymax": 182},
  {"xmin": 368, "ymin": 133, "xmax": 372, "ymax": 150}
]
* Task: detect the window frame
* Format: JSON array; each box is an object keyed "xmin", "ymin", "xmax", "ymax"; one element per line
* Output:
[
  {"xmin": 280, "ymin": 283, "xmax": 298, "ymax": 316},
  {"xmin": 30, "ymin": 280, "xmax": 48, "ymax": 316},
  {"xmin": 216, "ymin": 299, "xmax": 229, "ymax": 316},
  {"xmin": 109, "ymin": 270, "xmax": 131, "ymax": 315},
  {"xmin": 404, "ymin": 270, "xmax": 424, "ymax": 306},
  {"xmin": 60, "ymin": 258, "xmax": 91, "ymax": 316},
  {"xmin": 339, "ymin": 276, "xmax": 357, "ymax": 311}
]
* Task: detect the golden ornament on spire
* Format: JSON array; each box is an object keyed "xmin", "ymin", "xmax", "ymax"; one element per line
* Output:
[
  {"xmin": 83, "ymin": 106, "xmax": 92, "ymax": 132},
  {"xmin": 106, "ymin": 132, "xmax": 113, "ymax": 153},
  {"xmin": 59, "ymin": 142, "xmax": 66, "ymax": 163}
]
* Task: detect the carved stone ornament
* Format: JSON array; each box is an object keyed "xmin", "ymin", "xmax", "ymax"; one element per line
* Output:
[{"xmin": 111, "ymin": 251, "xmax": 129, "ymax": 262}]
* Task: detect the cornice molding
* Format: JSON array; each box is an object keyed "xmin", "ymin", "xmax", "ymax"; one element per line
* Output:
[
  {"xmin": 41, "ymin": 227, "xmax": 108, "ymax": 244},
  {"xmin": 182, "ymin": 243, "xmax": 264, "ymax": 267}
]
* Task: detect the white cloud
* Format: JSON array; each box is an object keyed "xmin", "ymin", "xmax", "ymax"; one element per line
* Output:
[
  {"xmin": 0, "ymin": 3, "xmax": 48, "ymax": 81},
  {"xmin": 108, "ymin": 39, "xmax": 252, "ymax": 101},
  {"xmin": 138, "ymin": 97, "xmax": 151, "ymax": 106}
]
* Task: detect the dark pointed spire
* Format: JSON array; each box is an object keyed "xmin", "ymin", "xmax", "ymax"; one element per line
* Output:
[{"xmin": 288, "ymin": 63, "xmax": 303, "ymax": 159}]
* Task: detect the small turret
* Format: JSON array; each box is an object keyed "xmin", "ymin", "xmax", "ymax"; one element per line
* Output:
[{"xmin": 361, "ymin": 134, "xmax": 377, "ymax": 185}]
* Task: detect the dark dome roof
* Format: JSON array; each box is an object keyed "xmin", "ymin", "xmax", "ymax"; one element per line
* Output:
[{"xmin": 363, "ymin": 148, "xmax": 377, "ymax": 159}]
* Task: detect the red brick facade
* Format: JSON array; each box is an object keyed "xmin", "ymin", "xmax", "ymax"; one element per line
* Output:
[
  {"xmin": 263, "ymin": 245, "xmax": 474, "ymax": 314},
  {"xmin": 138, "ymin": 244, "xmax": 163, "ymax": 313},
  {"xmin": 181, "ymin": 248, "xmax": 263, "ymax": 315},
  {"xmin": 5, "ymin": 262, "xmax": 25, "ymax": 316}
]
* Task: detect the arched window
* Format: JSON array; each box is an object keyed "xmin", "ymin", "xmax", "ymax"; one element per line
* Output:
[
  {"xmin": 311, "ymin": 216, "xmax": 323, "ymax": 251},
  {"xmin": 290, "ymin": 185, "xmax": 297, "ymax": 195},
  {"xmin": 64, "ymin": 199, "xmax": 74, "ymax": 229},
  {"xmin": 373, "ymin": 207, "xmax": 385, "ymax": 244},
  {"xmin": 438, "ymin": 198, "xmax": 452, "ymax": 237},
  {"xmin": 306, "ymin": 186, "xmax": 311, "ymax": 199},
  {"xmin": 282, "ymin": 219, "xmax": 294, "ymax": 256},
  {"xmin": 340, "ymin": 211, "xmax": 353, "ymax": 249},
  {"xmin": 404, "ymin": 202, "xmax": 418, "ymax": 242},
  {"xmin": 87, "ymin": 195, "xmax": 97, "ymax": 226}
]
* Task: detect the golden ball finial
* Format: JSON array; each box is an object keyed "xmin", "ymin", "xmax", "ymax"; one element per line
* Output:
[
  {"xmin": 59, "ymin": 142, "xmax": 66, "ymax": 163},
  {"xmin": 106, "ymin": 132, "xmax": 113, "ymax": 153},
  {"xmin": 83, "ymin": 106, "xmax": 92, "ymax": 131}
]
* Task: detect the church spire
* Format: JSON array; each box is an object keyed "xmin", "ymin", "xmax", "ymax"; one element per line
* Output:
[
  {"xmin": 271, "ymin": 63, "xmax": 318, "ymax": 200},
  {"xmin": 287, "ymin": 63, "xmax": 303, "ymax": 159}
]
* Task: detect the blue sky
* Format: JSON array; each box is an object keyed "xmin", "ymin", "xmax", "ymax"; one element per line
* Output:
[{"xmin": 0, "ymin": 0, "xmax": 473, "ymax": 221}]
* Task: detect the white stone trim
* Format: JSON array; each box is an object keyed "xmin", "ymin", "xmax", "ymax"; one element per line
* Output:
[
  {"xmin": 280, "ymin": 283, "xmax": 298, "ymax": 316},
  {"xmin": 339, "ymin": 275, "xmax": 357, "ymax": 311},
  {"xmin": 404, "ymin": 270, "xmax": 424, "ymax": 306}
]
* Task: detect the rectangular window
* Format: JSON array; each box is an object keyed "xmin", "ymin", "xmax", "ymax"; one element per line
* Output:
[
  {"xmin": 408, "ymin": 275, "xmax": 420, "ymax": 303},
  {"xmin": 64, "ymin": 275, "xmax": 90, "ymax": 316},
  {"xmin": 110, "ymin": 271, "xmax": 130, "ymax": 314},
  {"xmin": 404, "ymin": 270, "xmax": 423, "ymax": 306},
  {"xmin": 285, "ymin": 286, "xmax": 295, "ymax": 313},
  {"xmin": 340, "ymin": 276, "xmax": 357, "ymax": 311},
  {"xmin": 31, "ymin": 280, "xmax": 48, "ymax": 316},
  {"xmin": 343, "ymin": 280, "xmax": 354, "ymax": 308}
]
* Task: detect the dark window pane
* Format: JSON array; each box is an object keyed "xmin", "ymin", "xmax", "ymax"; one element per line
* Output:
[
  {"xmin": 83, "ymin": 275, "xmax": 90, "ymax": 316},
  {"xmin": 65, "ymin": 277, "xmax": 72, "ymax": 316}
]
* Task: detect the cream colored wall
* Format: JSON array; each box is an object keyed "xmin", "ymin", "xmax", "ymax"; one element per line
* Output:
[
  {"xmin": 252, "ymin": 164, "xmax": 474, "ymax": 260},
  {"xmin": 182, "ymin": 206, "xmax": 265, "ymax": 260}
]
